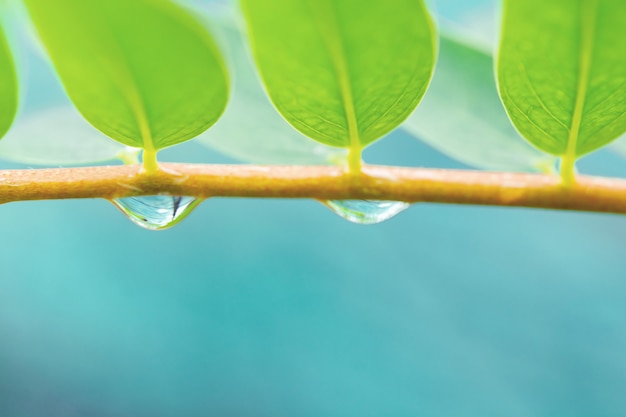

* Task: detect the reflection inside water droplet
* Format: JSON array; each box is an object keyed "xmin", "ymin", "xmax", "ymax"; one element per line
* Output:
[
  {"xmin": 112, "ymin": 195, "xmax": 201, "ymax": 230},
  {"xmin": 323, "ymin": 200, "xmax": 409, "ymax": 224}
]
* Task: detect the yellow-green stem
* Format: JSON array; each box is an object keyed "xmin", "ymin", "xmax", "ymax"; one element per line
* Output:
[
  {"xmin": 560, "ymin": 154, "xmax": 577, "ymax": 186},
  {"xmin": 348, "ymin": 146, "xmax": 362, "ymax": 174},
  {"xmin": 142, "ymin": 148, "xmax": 159, "ymax": 173}
]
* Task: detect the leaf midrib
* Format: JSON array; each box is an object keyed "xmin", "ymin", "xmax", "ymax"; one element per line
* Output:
[
  {"xmin": 307, "ymin": 0, "xmax": 360, "ymax": 152},
  {"xmin": 98, "ymin": 3, "xmax": 155, "ymax": 152},
  {"xmin": 564, "ymin": 0, "xmax": 598, "ymax": 159}
]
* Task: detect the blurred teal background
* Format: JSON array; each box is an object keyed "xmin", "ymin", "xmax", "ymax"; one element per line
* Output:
[{"xmin": 1, "ymin": 0, "xmax": 626, "ymax": 416}]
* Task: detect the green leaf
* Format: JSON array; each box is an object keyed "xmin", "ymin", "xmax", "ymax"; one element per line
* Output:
[
  {"xmin": 609, "ymin": 133, "xmax": 626, "ymax": 159},
  {"xmin": 23, "ymin": 0, "xmax": 229, "ymax": 167},
  {"xmin": 240, "ymin": 0, "xmax": 436, "ymax": 167},
  {"xmin": 196, "ymin": 14, "xmax": 346, "ymax": 165},
  {"xmin": 497, "ymin": 0, "xmax": 626, "ymax": 179},
  {"xmin": 0, "ymin": 107, "xmax": 126, "ymax": 166},
  {"xmin": 0, "ymin": 24, "xmax": 17, "ymax": 140},
  {"xmin": 404, "ymin": 34, "xmax": 555, "ymax": 173}
]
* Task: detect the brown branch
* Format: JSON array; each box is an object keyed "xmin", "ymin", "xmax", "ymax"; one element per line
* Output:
[{"xmin": 0, "ymin": 163, "xmax": 626, "ymax": 215}]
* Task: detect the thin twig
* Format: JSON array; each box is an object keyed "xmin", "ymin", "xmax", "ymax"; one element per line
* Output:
[{"xmin": 0, "ymin": 163, "xmax": 625, "ymax": 215}]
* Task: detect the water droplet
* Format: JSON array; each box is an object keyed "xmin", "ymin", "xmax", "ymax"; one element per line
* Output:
[
  {"xmin": 112, "ymin": 195, "xmax": 201, "ymax": 230},
  {"xmin": 323, "ymin": 200, "xmax": 409, "ymax": 224}
]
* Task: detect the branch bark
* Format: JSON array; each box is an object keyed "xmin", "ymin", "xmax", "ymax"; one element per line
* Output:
[{"xmin": 1, "ymin": 163, "xmax": 626, "ymax": 215}]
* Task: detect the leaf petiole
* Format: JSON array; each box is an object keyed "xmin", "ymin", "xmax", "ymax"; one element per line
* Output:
[{"xmin": 142, "ymin": 148, "xmax": 159, "ymax": 173}]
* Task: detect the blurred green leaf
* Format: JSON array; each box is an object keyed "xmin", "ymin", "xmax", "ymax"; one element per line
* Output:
[
  {"xmin": 196, "ymin": 15, "xmax": 346, "ymax": 165},
  {"xmin": 0, "ymin": 24, "xmax": 17, "ymax": 140},
  {"xmin": 0, "ymin": 107, "xmax": 127, "ymax": 166},
  {"xmin": 609, "ymin": 133, "xmax": 626, "ymax": 159},
  {"xmin": 240, "ymin": 0, "xmax": 436, "ymax": 152},
  {"xmin": 23, "ymin": 0, "xmax": 229, "ymax": 153},
  {"xmin": 404, "ymin": 34, "xmax": 555, "ymax": 172},
  {"xmin": 497, "ymin": 0, "xmax": 626, "ymax": 160}
]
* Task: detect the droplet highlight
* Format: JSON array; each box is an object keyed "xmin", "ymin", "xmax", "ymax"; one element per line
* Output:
[
  {"xmin": 323, "ymin": 200, "xmax": 409, "ymax": 224},
  {"xmin": 112, "ymin": 195, "xmax": 201, "ymax": 230}
]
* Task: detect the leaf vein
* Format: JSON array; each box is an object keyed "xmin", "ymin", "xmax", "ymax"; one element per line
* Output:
[
  {"xmin": 502, "ymin": 88, "xmax": 562, "ymax": 148},
  {"xmin": 516, "ymin": 57, "xmax": 569, "ymax": 130}
]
